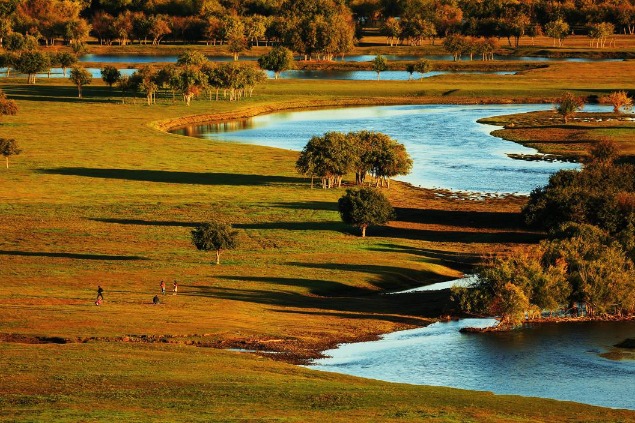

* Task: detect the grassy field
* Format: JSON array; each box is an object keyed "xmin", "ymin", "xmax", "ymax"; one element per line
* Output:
[{"xmin": 1, "ymin": 62, "xmax": 635, "ymax": 421}]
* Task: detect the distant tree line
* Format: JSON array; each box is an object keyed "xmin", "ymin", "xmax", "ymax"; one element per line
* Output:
[
  {"xmin": 296, "ymin": 130, "xmax": 412, "ymax": 189},
  {"xmin": 0, "ymin": 1, "xmax": 633, "ymax": 62},
  {"xmin": 454, "ymin": 141, "xmax": 635, "ymax": 328}
]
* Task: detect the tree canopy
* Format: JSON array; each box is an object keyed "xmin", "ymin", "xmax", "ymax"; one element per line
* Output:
[
  {"xmin": 338, "ymin": 187, "xmax": 395, "ymax": 237},
  {"xmin": 191, "ymin": 222, "xmax": 238, "ymax": 265}
]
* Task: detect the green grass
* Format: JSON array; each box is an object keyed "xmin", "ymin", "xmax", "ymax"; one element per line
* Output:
[{"xmin": 1, "ymin": 66, "xmax": 635, "ymax": 421}]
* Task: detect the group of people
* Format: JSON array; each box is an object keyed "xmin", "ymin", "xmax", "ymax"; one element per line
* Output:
[
  {"xmin": 94, "ymin": 280, "xmax": 180, "ymax": 306},
  {"xmin": 160, "ymin": 280, "xmax": 178, "ymax": 295}
]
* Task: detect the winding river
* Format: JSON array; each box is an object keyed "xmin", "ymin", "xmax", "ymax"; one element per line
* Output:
[
  {"xmin": 177, "ymin": 103, "xmax": 633, "ymax": 408},
  {"xmin": 171, "ymin": 104, "xmax": 615, "ymax": 194},
  {"xmin": 308, "ymin": 318, "xmax": 635, "ymax": 410}
]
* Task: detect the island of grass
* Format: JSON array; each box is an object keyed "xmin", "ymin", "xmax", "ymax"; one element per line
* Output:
[{"xmin": 1, "ymin": 60, "xmax": 635, "ymax": 421}]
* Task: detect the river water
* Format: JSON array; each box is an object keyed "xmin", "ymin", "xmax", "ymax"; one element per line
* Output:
[
  {"xmin": 171, "ymin": 104, "xmax": 612, "ymax": 194},
  {"xmin": 308, "ymin": 318, "xmax": 635, "ymax": 410}
]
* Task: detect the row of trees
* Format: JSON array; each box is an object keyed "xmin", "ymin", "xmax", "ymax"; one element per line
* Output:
[
  {"xmin": 296, "ymin": 131, "xmax": 413, "ymax": 189},
  {"xmin": 109, "ymin": 54, "xmax": 267, "ymax": 105},
  {"xmin": 454, "ymin": 141, "xmax": 635, "ymax": 327},
  {"xmin": 1, "ymin": 1, "xmax": 633, "ymax": 60}
]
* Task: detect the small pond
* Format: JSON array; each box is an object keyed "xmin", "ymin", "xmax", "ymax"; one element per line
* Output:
[
  {"xmin": 308, "ymin": 318, "xmax": 635, "ymax": 410},
  {"xmin": 79, "ymin": 53, "xmax": 625, "ymax": 63},
  {"xmin": 171, "ymin": 104, "xmax": 615, "ymax": 194}
]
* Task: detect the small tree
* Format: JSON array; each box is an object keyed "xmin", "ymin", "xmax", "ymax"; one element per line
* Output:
[
  {"xmin": 101, "ymin": 65, "xmax": 121, "ymax": 88},
  {"xmin": 0, "ymin": 91, "xmax": 18, "ymax": 121},
  {"xmin": 555, "ymin": 92, "xmax": 584, "ymax": 123},
  {"xmin": 258, "ymin": 46, "xmax": 295, "ymax": 79},
  {"xmin": 413, "ymin": 59, "xmax": 431, "ymax": 79},
  {"xmin": 372, "ymin": 55, "xmax": 388, "ymax": 80},
  {"xmin": 545, "ymin": 19, "xmax": 570, "ymax": 47},
  {"xmin": 56, "ymin": 52, "xmax": 77, "ymax": 77},
  {"xmin": 69, "ymin": 66, "xmax": 92, "ymax": 98},
  {"xmin": 338, "ymin": 187, "xmax": 395, "ymax": 237},
  {"xmin": 603, "ymin": 91, "xmax": 633, "ymax": 114},
  {"xmin": 0, "ymin": 138, "xmax": 20, "ymax": 169},
  {"xmin": 191, "ymin": 222, "xmax": 238, "ymax": 265}
]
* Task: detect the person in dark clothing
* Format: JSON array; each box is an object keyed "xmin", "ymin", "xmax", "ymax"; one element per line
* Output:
[{"xmin": 96, "ymin": 286, "xmax": 104, "ymax": 301}]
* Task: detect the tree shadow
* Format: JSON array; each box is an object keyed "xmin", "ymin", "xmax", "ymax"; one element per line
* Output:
[
  {"xmin": 89, "ymin": 217, "xmax": 197, "ymax": 227},
  {"xmin": 185, "ymin": 283, "xmax": 452, "ymax": 321},
  {"xmin": 2, "ymin": 84, "xmax": 118, "ymax": 103},
  {"xmin": 39, "ymin": 167, "xmax": 305, "ymax": 186},
  {"xmin": 371, "ymin": 225, "xmax": 541, "ymax": 243},
  {"xmin": 269, "ymin": 201, "xmax": 338, "ymax": 212},
  {"xmin": 235, "ymin": 221, "xmax": 348, "ymax": 232},
  {"xmin": 0, "ymin": 250, "xmax": 148, "ymax": 261},
  {"xmin": 368, "ymin": 243, "xmax": 482, "ymax": 270},
  {"xmin": 394, "ymin": 207, "xmax": 524, "ymax": 229},
  {"xmin": 215, "ymin": 275, "xmax": 373, "ymax": 297},
  {"xmin": 286, "ymin": 262, "xmax": 453, "ymax": 292}
]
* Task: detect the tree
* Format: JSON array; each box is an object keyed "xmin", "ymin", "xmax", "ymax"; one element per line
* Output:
[
  {"xmin": 69, "ymin": 66, "xmax": 92, "ymax": 98},
  {"xmin": 14, "ymin": 50, "xmax": 50, "ymax": 84},
  {"xmin": 555, "ymin": 92, "xmax": 584, "ymax": 123},
  {"xmin": 413, "ymin": 59, "xmax": 431, "ymax": 79},
  {"xmin": 101, "ymin": 65, "xmax": 121, "ymax": 87},
  {"xmin": 0, "ymin": 91, "xmax": 18, "ymax": 122},
  {"xmin": 177, "ymin": 50, "xmax": 208, "ymax": 67},
  {"xmin": 191, "ymin": 222, "xmax": 238, "ymax": 265},
  {"xmin": 545, "ymin": 19, "xmax": 570, "ymax": 47},
  {"xmin": 257, "ymin": 46, "xmax": 295, "ymax": 79},
  {"xmin": 338, "ymin": 187, "xmax": 395, "ymax": 237},
  {"xmin": 56, "ymin": 52, "xmax": 77, "ymax": 77},
  {"xmin": 0, "ymin": 138, "xmax": 20, "ymax": 169},
  {"xmin": 372, "ymin": 55, "xmax": 387, "ymax": 80},
  {"xmin": 603, "ymin": 91, "xmax": 633, "ymax": 114}
]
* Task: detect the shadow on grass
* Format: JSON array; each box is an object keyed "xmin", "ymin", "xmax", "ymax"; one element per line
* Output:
[
  {"xmin": 0, "ymin": 250, "xmax": 148, "ymax": 260},
  {"xmin": 2, "ymin": 84, "xmax": 119, "ymax": 103},
  {"xmin": 185, "ymin": 283, "xmax": 450, "ymax": 321},
  {"xmin": 39, "ymin": 167, "xmax": 305, "ymax": 186},
  {"xmin": 368, "ymin": 243, "xmax": 482, "ymax": 270},
  {"xmin": 395, "ymin": 207, "xmax": 523, "ymax": 229},
  {"xmin": 216, "ymin": 275, "xmax": 373, "ymax": 297},
  {"xmin": 286, "ymin": 262, "xmax": 454, "ymax": 292},
  {"xmin": 90, "ymin": 218, "xmax": 198, "ymax": 227},
  {"xmin": 270, "ymin": 201, "xmax": 338, "ymax": 212},
  {"xmin": 235, "ymin": 221, "xmax": 347, "ymax": 232}
]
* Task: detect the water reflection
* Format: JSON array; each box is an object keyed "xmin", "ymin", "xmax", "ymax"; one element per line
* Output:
[
  {"xmin": 171, "ymin": 104, "xmax": 608, "ymax": 193},
  {"xmin": 79, "ymin": 53, "xmax": 625, "ymax": 64},
  {"xmin": 309, "ymin": 319, "xmax": 635, "ymax": 409}
]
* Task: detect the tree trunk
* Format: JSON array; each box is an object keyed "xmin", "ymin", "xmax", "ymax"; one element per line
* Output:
[
  {"xmin": 78, "ymin": 85, "xmax": 82, "ymax": 98},
  {"xmin": 361, "ymin": 225, "xmax": 367, "ymax": 237},
  {"xmin": 215, "ymin": 249, "xmax": 221, "ymax": 265},
  {"xmin": 5, "ymin": 156, "xmax": 8, "ymax": 169}
]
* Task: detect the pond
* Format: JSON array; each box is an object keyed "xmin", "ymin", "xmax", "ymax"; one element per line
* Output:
[
  {"xmin": 79, "ymin": 53, "xmax": 625, "ymax": 63},
  {"xmin": 0, "ymin": 67, "xmax": 512, "ymax": 81},
  {"xmin": 308, "ymin": 318, "xmax": 635, "ymax": 410},
  {"xmin": 171, "ymin": 104, "xmax": 612, "ymax": 194}
]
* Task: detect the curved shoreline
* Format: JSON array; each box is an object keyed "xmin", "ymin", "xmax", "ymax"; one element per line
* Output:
[{"xmin": 153, "ymin": 96, "xmax": 555, "ymax": 133}]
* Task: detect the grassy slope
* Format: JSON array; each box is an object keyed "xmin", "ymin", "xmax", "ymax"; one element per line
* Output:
[{"xmin": 1, "ymin": 63, "xmax": 635, "ymax": 421}]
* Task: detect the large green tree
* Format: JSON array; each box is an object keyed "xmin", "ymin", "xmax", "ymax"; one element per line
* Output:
[
  {"xmin": 257, "ymin": 46, "xmax": 295, "ymax": 79},
  {"xmin": 191, "ymin": 222, "xmax": 238, "ymax": 265},
  {"xmin": 14, "ymin": 50, "xmax": 50, "ymax": 84},
  {"xmin": 337, "ymin": 187, "xmax": 395, "ymax": 237}
]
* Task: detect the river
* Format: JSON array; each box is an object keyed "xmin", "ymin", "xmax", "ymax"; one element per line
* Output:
[
  {"xmin": 308, "ymin": 318, "xmax": 635, "ymax": 410},
  {"xmin": 171, "ymin": 104, "xmax": 613, "ymax": 194}
]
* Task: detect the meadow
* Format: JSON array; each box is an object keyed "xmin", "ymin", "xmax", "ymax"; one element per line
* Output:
[{"xmin": 1, "ymin": 56, "xmax": 635, "ymax": 421}]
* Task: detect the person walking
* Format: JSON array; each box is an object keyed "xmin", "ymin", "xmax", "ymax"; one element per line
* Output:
[
  {"xmin": 172, "ymin": 280, "xmax": 178, "ymax": 295},
  {"xmin": 160, "ymin": 280, "xmax": 166, "ymax": 295},
  {"xmin": 95, "ymin": 285, "xmax": 104, "ymax": 305}
]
